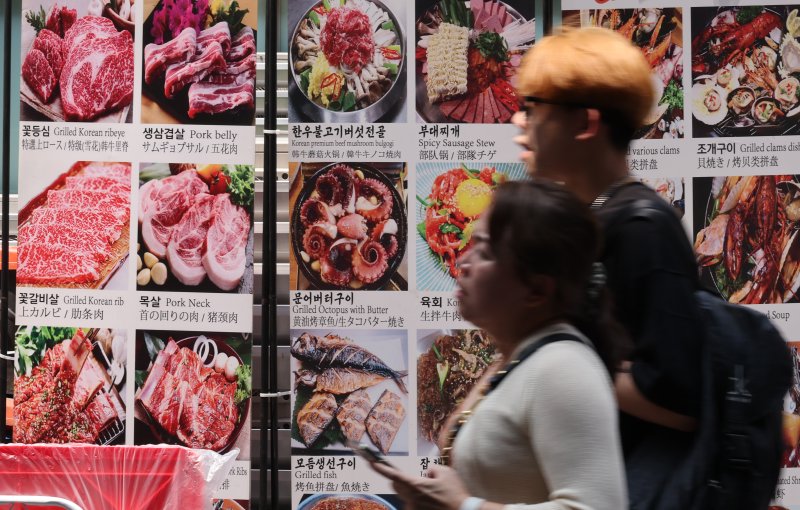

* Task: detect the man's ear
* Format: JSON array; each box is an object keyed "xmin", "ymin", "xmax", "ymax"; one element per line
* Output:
[{"xmin": 575, "ymin": 108, "xmax": 601, "ymax": 141}]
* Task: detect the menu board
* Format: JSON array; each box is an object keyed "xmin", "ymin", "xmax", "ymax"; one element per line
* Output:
[
  {"xmin": 560, "ymin": 0, "xmax": 800, "ymax": 507},
  {"xmin": 287, "ymin": 0, "xmax": 535, "ymax": 507},
  {"xmin": 13, "ymin": 0, "xmax": 257, "ymax": 507}
]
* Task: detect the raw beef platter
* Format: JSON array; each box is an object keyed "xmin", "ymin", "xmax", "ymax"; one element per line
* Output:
[
  {"xmin": 143, "ymin": 0, "xmax": 257, "ymax": 124},
  {"xmin": 134, "ymin": 334, "xmax": 252, "ymax": 452},
  {"xmin": 17, "ymin": 161, "xmax": 131, "ymax": 289},
  {"xmin": 21, "ymin": 3, "xmax": 134, "ymax": 122},
  {"xmin": 14, "ymin": 328, "xmax": 127, "ymax": 445}
]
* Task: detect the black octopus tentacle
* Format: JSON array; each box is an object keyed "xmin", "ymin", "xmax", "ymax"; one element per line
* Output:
[
  {"xmin": 316, "ymin": 174, "xmax": 340, "ymax": 205},
  {"xmin": 300, "ymin": 199, "xmax": 334, "ymax": 227},
  {"xmin": 320, "ymin": 241, "xmax": 354, "ymax": 286},
  {"xmin": 371, "ymin": 220, "xmax": 398, "ymax": 259},
  {"xmin": 352, "ymin": 240, "xmax": 388, "ymax": 284},
  {"xmin": 329, "ymin": 164, "xmax": 356, "ymax": 209}
]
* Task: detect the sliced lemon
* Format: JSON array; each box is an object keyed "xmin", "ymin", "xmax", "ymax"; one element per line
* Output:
[
  {"xmin": 454, "ymin": 179, "xmax": 492, "ymax": 218},
  {"xmin": 788, "ymin": 9, "xmax": 800, "ymax": 39}
]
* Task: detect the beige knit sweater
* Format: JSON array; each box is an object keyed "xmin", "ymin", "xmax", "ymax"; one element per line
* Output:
[{"xmin": 451, "ymin": 323, "xmax": 627, "ymax": 510}]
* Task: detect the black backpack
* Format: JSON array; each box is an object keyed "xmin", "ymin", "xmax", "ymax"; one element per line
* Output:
[{"xmin": 623, "ymin": 200, "xmax": 793, "ymax": 510}]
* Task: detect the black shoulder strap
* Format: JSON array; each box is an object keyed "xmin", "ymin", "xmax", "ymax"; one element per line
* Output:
[
  {"xmin": 616, "ymin": 199, "xmax": 700, "ymax": 282},
  {"xmin": 487, "ymin": 333, "xmax": 583, "ymax": 393}
]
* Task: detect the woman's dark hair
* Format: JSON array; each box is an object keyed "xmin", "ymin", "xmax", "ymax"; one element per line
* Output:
[{"xmin": 487, "ymin": 179, "xmax": 630, "ymax": 374}]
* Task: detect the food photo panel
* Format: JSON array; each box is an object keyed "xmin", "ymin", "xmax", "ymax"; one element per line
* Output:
[
  {"xmin": 783, "ymin": 341, "xmax": 800, "ymax": 468},
  {"xmin": 415, "ymin": 162, "xmax": 526, "ymax": 292},
  {"xmin": 13, "ymin": 326, "xmax": 127, "ymax": 445},
  {"xmin": 415, "ymin": 0, "xmax": 535, "ymax": 124},
  {"xmin": 141, "ymin": 0, "xmax": 258, "ymax": 125},
  {"xmin": 136, "ymin": 162, "xmax": 254, "ymax": 294},
  {"xmin": 691, "ymin": 6, "xmax": 800, "ymax": 138},
  {"xmin": 288, "ymin": 0, "xmax": 408, "ymax": 123},
  {"xmin": 290, "ymin": 329, "xmax": 409, "ymax": 456},
  {"xmin": 297, "ymin": 494, "xmax": 405, "ymax": 510},
  {"xmin": 562, "ymin": 8, "xmax": 684, "ymax": 139},
  {"xmin": 693, "ymin": 175, "xmax": 800, "ymax": 304},
  {"xmin": 20, "ymin": 0, "xmax": 134, "ymax": 123},
  {"xmin": 416, "ymin": 329, "xmax": 497, "ymax": 456},
  {"xmin": 289, "ymin": 162, "xmax": 408, "ymax": 291},
  {"xmin": 133, "ymin": 329, "xmax": 253, "ymax": 456},
  {"xmin": 17, "ymin": 161, "xmax": 132, "ymax": 290}
]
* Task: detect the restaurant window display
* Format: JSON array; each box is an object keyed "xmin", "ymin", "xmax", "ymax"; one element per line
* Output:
[{"xmin": 5, "ymin": 0, "xmax": 260, "ymax": 507}]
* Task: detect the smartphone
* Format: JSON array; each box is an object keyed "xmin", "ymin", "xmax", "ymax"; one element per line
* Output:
[{"xmin": 346, "ymin": 440, "xmax": 397, "ymax": 468}]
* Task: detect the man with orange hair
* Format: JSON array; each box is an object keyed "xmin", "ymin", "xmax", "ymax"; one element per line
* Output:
[{"xmin": 513, "ymin": 27, "xmax": 704, "ymax": 509}]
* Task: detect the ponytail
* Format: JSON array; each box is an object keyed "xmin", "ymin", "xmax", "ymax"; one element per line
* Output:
[{"xmin": 570, "ymin": 266, "xmax": 631, "ymax": 375}]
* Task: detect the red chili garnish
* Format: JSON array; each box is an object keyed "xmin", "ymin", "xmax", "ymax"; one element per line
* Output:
[
  {"xmin": 332, "ymin": 75, "xmax": 344, "ymax": 100},
  {"xmin": 320, "ymin": 73, "xmax": 338, "ymax": 90},
  {"xmin": 416, "ymin": 46, "xmax": 427, "ymax": 61},
  {"xmin": 381, "ymin": 48, "xmax": 401, "ymax": 60},
  {"xmin": 312, "ymin": 5, "xmax": 326, "ymax": 14}
]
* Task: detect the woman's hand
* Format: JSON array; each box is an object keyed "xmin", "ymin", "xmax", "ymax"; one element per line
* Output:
[{"xmin": 369, "ymin": 462, "xmax": 470, "ymax": 510}]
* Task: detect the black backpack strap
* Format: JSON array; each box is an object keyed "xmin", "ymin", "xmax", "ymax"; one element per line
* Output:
[
  {"xmin": 613, "ymin": 198, "xmax": 701, "ymax": 284},
  {"xmin": 486, "ymin": 333, "xmax": 583, "ymax": 393}
]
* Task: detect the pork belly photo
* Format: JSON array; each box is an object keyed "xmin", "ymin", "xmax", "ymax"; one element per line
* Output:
[
  {"xmin": 290, "ymin": 329, "xmax": 409, "ymax": 455},
  {"xmin": 20, "ymin": 1, "xmax": 134, "ymax": 123},
  {"xmin": 13, "ymin": 327, "xmax": 127, "ymax": 445},
  {"xmin": 136, "ymin": 163, "xmax": 254, "ymax": 294},
  {"xmin": 133, "ymin": 331, "xmax": 253, "ymax": 455},
  {"xmin": 141, "ymin": 0, "xmax": 257, "ymax": 125},
  {"xmin": 17, "ymin": 161, "xmax": 131, "ymax": 290}
]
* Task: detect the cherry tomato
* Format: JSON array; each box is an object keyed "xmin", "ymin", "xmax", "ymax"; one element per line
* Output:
[{"xmin": 209, "ymin": 171, "xmax": 231, "ymax": 195}]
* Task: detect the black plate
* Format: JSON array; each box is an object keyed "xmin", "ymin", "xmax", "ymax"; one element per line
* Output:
[
  {"xmin": 291, "ymin": 163, "xmax": 407, "ymax": 291},
  {"xmin": 691, "ymin": 6, "xmax": 799, "ymax": 138},
  {"xmin": 141, "ymin": 3, "xmax": 257, "ymax": 126},
  {"xmin": 135, "ymin": 333, "xmax": 251, "ymax": 453}
]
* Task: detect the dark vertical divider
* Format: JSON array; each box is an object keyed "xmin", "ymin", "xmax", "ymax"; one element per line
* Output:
[
  {"xmin": 544, "ymin": 0, "xmax": 552, "ymax": 34},
  {"xmin": 0, "ymin": 0, "xmax": 12, "ymax": 444},
  {"xmin": 262, "ymin": 0, "xmax": 279, "ymax": 507}
]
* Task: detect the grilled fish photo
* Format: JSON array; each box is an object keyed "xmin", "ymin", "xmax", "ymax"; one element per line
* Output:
[
  {"xmin": 294, "ymin": 368, "xmax": 387, "ymax": 394},
  {"xmin": 291, "ymin": 332, "xmax": 408, "ymax": 393}
]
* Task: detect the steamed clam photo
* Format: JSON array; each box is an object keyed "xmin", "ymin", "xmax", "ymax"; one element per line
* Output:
[
  {"xmin": 691, "ymin": 6, "xmax": 800, "ymax": 137},
  {"xmin": 289, "ymin": 0, "xmax": 406, "ymax": 123},
  {"xmin": 693, "ymin": 175, "xmax": 800, "ymax": 304}
]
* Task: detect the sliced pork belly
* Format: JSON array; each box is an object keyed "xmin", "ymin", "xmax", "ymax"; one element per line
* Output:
[
  {"xmin": 166, "ymin": 193, "xmax": 216, "ymax": 285},
  {"xmin": 144, "ymin": 27, "xmax": 197, "ymax": 85},
  {"xmin": 202, "ymin": 194, "xmax": 250, "ymax": 291},
  {"xmin": 164, "ymin": 40, "xmax": 226, "ymax": 98},
  {"xmin": 141, "ymin": 171, "xmax": 208, "ymax": 258}
]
